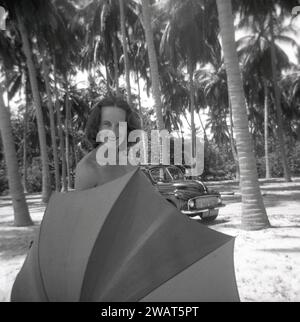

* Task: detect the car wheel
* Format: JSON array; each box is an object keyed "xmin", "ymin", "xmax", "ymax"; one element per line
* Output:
[
  {"xmin": 201, "ymin": 215, "xmax": 218, "ymax": 223},
  {"xmin": 200, "ymin": 209, "xmax": 219, "ymax": 223}
]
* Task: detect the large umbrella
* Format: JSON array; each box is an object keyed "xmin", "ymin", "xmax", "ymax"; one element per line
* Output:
[{"xmin": 11, "ymin": 168, "xmax": 239, "ymax": 302}]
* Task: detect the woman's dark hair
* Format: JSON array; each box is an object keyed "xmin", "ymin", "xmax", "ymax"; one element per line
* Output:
[{"xmin": 85, "ymin": 96, "xmax": 141, "ymax": 149}]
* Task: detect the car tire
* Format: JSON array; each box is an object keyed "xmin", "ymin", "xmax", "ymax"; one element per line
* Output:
[
  {"xmin": 200, "ymin": 209, "xmax": 219, "ymax": 223},
  {"xmin": 201, "ymin": 215, "xmax": 218, "ymax": 223}
]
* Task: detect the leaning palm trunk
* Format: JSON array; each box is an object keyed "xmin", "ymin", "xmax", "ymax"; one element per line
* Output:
[
  {"xmin": 0, "ymin": 89, "xmax": 33, "ymax": 227},
  {"xmin": 119, "ymin": 0, "xmax": 133, "ymax": 106},
  {"xmin": 263, "ymin": 79, "xmax": 271, "ymax": 179},
  {"xmin": 16, "ymin": 8, "xmax": 51, "ymax": 203},
  {"xmin": 41, "ymin": 55, "xmax": 60, "ymax": 192},
  {"xmin": 141, "ymin": 0, "xmax": 164, "ymax": 131},
  {"xmin": 269, "ymin": 16, "xmax": 291, "ymax": 182},
  {"xmin": 216, "ymin": 0, "xmax": 270, "ymax": 230}
]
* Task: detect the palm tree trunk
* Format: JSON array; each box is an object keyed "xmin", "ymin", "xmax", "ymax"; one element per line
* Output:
[
  {"xmin": 136, "ymin": 69, "xmax": 143, "ymax": 122},
  {"xmin": 197, "ymin": 112, "xmax": 208, "ymax": 143},
  {"xmin": 72, "ymin": 137, "xmax": 78, "ymax": 171},
  {"xmin": 269, "ymin": 16, "xmax": 291, "ymax": 182},
  {"xmin": 16, "ymin": 8, "xmax": 51, "ymax": 203},
  {"xmin": 112, "ymin": 34, "xmax": 120, "ymax": 96},
  {"xmin": 105, "ymin": 62, "xmax": 111, "ymax": 94},
  {"xmin": 179, "ymin": 123, "xmax": 184, "ymax": 140},
  {"xmin": 41, "ymin": 54, "xmax": 60, "ymax": 192},
  {"xmin": 187, "ymin": 56, "xmax": 196, "ymax": 157},
  {"xmin": 141, "ymin": 0, "xmax": 164, "ymax": 131},
  {"xmin": 217, "ymin": 0, "xmax": 270, "ymax": 231},
  {"xmin": 119, "ymin": 0, "xmax": 133, "ymax": 106},
  {"xmin": 64, "ymin": 83, "xmax": 72, "ymax": 190},
  {"xmin": 264, "ymin": 79, "xmax": 271, "ymax": 179},
  {"xmin": 183, "ymin": 110, "xmax": 191, "ymax": 128},
  {"xmin": 0, "ymin": 89, "xmax": 33, "ymax": 227},
  {"xmin": 53, "ymin": 57, "xmax": 67, "ymax": 192},
  {"xmin": 23, "ymin": 79, "xmax": 29, "ymax": 193},
  {"xmin": 5, "ymin": 71, "xmax": 10, "ymax": 112},
  {"xmin": 228, "ymin": 99, "xmax": 240, "ymax": 181},
  {"xmin": 136, "ymin": 69, "xmax": 148, "ymax": 163}
]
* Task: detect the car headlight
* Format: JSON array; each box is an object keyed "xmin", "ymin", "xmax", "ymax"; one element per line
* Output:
[{"xmin": 189, "ymin": 200, "xmax": 195, "ymax": 209}]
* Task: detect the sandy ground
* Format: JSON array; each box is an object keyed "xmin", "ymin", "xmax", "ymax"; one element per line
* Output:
[{"xmin": 0, "ymin": 178, "xmax": 299, "ymax": 302}]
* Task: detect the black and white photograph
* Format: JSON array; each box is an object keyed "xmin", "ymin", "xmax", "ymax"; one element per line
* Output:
[{"xmin": 0, "ymin": 0, "xmax": 300, "ymax": 304}]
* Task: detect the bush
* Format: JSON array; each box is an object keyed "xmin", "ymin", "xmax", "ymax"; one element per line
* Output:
[
  {"xmin": 24, "ymin": 158, "xmax": 43, "ymax": 193},
  {"xmin": 289, "ymin": 142, "xmax": 300, "ymax": 176},
  {"xmin": 256, "ymin": 142, "xmax": 300, "ymax": 179}
]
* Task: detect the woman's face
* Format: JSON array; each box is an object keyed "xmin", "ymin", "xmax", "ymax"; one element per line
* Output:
[{"xmin": 99, "ymin": 105, "xmax": 126, "ymax": 140}]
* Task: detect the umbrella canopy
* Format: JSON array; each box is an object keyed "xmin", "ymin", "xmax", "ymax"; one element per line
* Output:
[{"xmin": 11, "ymin": 168, "xmax": 239, "ymax": 302}]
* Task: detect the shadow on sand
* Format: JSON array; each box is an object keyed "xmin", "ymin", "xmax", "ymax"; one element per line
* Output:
[{"xmin": 0, "ymin": 224, "xmax": 39, "ymax": 261}]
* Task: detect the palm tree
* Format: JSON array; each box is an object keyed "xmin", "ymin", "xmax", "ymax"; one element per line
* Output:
[
  {"xmin": 141, "ymin": 0, "xmax": 164, "ymax": 130},
  {"xmin": 119, "ymin": 0, "xmax": 132, "ymax": 105},
  {"xmin": 281, "ymin": 68, "xmax": 300, "ymax": 142},
  {"xmin": 81, "ymin": 0, "xmax": 123, "ymax": 95},
  {"xmin": 236, "ymin": 0, "xmax": 297, "ymax": 182},
  {"xmin": 269, "ymin": 15, "xmax": 292, "ymax": 182},
  {"xmin": 160, "ymin": 65, "xmax": 189, "ymax": 133},
  {"xmin": 129, "ymin": 17, "xmax": 150, "ymax": 118},
  {"xmin": 53, "ymin": 56, "xmax": 68, "ymax": 192},
  {"xmin": 264, "ymin": 79, "xmax": 271, "ymax": 179},
  {"xmin": 195, "ymin": 45, "xmax": 240, "ymax": 180},
  {"xmin": 160, "ymin": 0, "xmax": 219, "ymax": 154},
  {"xmin": 40, "ymin": 48, "xmax": 60, "ymax": 191},
  {"xmin": 23, "ymin": 76, "xmax": 30, "ymax": 193},
  {"xmin": 0, "ymin": 87, "xmax": 33, "ymax": 226},
  {"xmin": 238, "ymin": 26, "xmax": 292, "ymax": 179},
  {"xmin": 52, "ymin": 0, "xmax": 84, "ymax": 191},
  {"xmin": 35, "ymin": 0, "xmax": 79, "ymax": 192},
  {"xmin": 0, "ymin": 30, "xmax": 32, "ymax": 226},
  {"xmin": 216, "ymin": 0, "xmax": 270, "ymax": 230},
  {"xmin": 8, "ymin": 1, "xmax": 52, "ymax": 202}
]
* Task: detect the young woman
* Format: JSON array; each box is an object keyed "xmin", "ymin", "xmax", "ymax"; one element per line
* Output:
[{"xmin": 75, "ymin": 96, "xmax": 141, "ymax": 191}]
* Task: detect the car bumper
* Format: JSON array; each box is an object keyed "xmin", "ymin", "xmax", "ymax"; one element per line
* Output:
[{"xmin": 181, "ymin": 204, "xmax": 225, "ymax": 216}]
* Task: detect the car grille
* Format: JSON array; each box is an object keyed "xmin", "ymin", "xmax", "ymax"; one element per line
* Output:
[{"xmin": 195, "ymin": 196, "xmax": 219, "ymax": 209}]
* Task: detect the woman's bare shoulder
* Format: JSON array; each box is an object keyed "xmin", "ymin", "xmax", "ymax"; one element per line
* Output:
[
  {"xmin": 75, "ymin": 150, "xmax": 98, "ymax": 191},
  {"xmin": 76, "ymin": 150, "xmax": 97, "ymax": 171}
]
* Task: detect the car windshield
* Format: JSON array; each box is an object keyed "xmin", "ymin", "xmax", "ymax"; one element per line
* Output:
[
  {"xmin": 166, "ymin": 167, "xmax": 185, "ymax": 181},
  {"xmin": 150, "ymin": 168, "xmax": 168, "ymax": 183}
]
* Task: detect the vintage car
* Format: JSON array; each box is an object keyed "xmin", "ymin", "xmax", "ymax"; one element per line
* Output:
[{"xmin": 141, "ymin": 165, "xmax": 225, "ymax": 222}]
